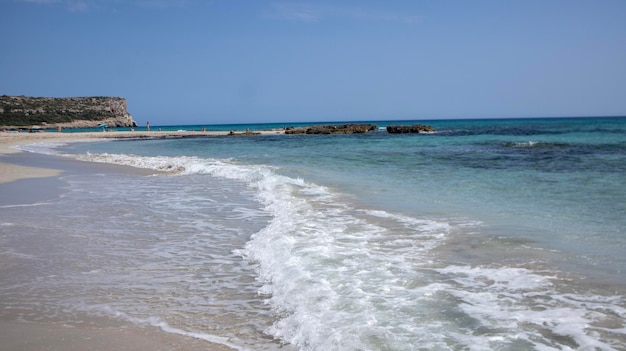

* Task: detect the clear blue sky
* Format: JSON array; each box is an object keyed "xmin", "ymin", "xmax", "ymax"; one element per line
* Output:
[{"xmin": 1, "ymin": 0, "xmax": 625, "ymax": 125}]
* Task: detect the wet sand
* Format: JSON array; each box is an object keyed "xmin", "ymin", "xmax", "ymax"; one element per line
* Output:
[
  {"xmin": 0, "ymin": 320, "xmax": 235, "ymax": 351},
  {"xmin": 0, "ymin": 130, "xmax": 258, "ymax": 350}
]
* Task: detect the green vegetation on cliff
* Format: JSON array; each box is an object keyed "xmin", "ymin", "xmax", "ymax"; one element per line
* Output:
[{"xmin": 0, "ymin": 95, "xmax": 135, "ymax": 127}]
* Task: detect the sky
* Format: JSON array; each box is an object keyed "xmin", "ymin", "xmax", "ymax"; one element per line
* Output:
[{"xmin": 1, "ymin": 0, "xmax": 625, "ymax": 125}]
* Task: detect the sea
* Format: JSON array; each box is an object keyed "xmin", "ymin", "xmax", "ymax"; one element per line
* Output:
[{"xmin": 3, "ymin": 117, "xmax": 626, "ymax": 350}]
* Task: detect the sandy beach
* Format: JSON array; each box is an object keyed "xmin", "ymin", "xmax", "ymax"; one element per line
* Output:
[
  {"xmin": 0, "ymin": 129, "xmax": 283, "ymax": 184},
  {"xmin": 0, "ymin": 130, "xmax": 273, "ymax": 350}
]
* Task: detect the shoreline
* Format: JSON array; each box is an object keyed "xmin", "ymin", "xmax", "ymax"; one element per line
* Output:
[
  {"xmin": 0, "ymin": 319, "xmax": 235, "ymax": 351},
  {"xmin": 0, "ymin": 129, "xmax": 284, "ymax": 184},
  {"xmin": 0, "ymin": 130, "xmax": 248, "ymax": 350}
]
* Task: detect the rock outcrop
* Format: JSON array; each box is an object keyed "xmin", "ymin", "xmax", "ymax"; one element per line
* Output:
[
  {"xmin": 0, "ymin": 96, "xmax": 137, "ymax": 128},
  {"xmin": 386, "ymin": 124, "xmax": 435, "ymax": 133},
  {"xmin": 285, "ymin": 124, "xmax": 377, "ymax": 135},
  {"xmin": 228, "ymin": 129, "xmax": 261, "ymax": 136}
]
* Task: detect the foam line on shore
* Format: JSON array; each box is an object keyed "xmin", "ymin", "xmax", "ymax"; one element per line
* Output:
[{"xmin": 0, "ymin": 130, "xmax": 284, "ymax": 183}]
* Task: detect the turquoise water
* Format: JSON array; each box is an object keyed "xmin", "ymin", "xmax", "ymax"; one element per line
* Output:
[
  {"xmin": 69, "ymin": 117, "xmax": 626, "ymax": 275},
  {"xmin": 7, "ymin": 116, "xmax": 626, "ymax": 350}
]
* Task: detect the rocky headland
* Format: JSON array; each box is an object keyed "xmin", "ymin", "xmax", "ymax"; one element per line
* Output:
[{"xmin": 0, "ymin": 96, "xmax": 137, "ymax": 129}]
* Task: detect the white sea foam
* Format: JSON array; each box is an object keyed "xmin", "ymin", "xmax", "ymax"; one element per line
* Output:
[
  {"xmin": 92, "ymin": 305, "xmax": 253, "ymax": 351},
  {"xmin": 0, "ymin": 202, "xmax": 55, "ymax": 209},
  {"xmin": 16, "ymin": 140, "xmax": 97, "ymax": 155},
  {"xmin": 64, "ymin": 151, "xmax": 461, "ymax": 349},
  {"xmin": 16, "ymin": 144, "xmax": 626, "ymax": 350},
  {"xmin": 435, "ymin": 265, "xmax": 626, "ymax": 350},
  {"xmin": 13, "ymin": 142, "xmax": 61, "ymax": 155}
]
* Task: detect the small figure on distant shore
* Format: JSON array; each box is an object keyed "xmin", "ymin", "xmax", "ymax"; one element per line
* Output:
[
  {"xmin": 57, "ymin": 126, "xmax": 62, "ymax": 133},
  {"xmin": 146, "ymin": 121, "xmax": 150, "ymax": 131}
]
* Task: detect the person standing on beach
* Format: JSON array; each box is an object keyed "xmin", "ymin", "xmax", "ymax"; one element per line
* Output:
[{"xmin": 146, "ymin": 121, "xmax": 150, "ymax": 131}]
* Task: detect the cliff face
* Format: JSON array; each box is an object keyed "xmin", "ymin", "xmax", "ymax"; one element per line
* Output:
[{"xmin": 0, "ymin": 96, "xmax": 138, "ymax": 128}]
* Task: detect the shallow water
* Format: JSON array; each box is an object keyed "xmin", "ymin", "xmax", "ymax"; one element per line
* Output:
[{"xmin": 2, "ymin": 117, "xmax": 625, "ymax": 350}]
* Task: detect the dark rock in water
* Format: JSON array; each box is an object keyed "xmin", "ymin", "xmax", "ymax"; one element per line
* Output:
[
  {"xmin": 228, "ymin": 129, "xmax": 261, "ymax": 136},
  {"xmin": 386, "ymin": 124, "xmax": 435, "ymax": 134},
  {"xmin": 285, "ymin": 124, "xmax": 377, "ymax": 135}
]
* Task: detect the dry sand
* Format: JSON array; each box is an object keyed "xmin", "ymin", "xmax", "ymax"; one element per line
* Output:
[{"xmin": 0, "ymin": 129, "xmax": 283, "ymax": 350}]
